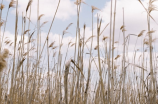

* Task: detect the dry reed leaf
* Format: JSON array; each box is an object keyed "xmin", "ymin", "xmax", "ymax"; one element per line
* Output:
[
  {"xmin": 85, "ymin": 35, "xmax": 96, "ymax": 44},
  {"xmin": 38, "ymin": 14, "xmax": 44, "ymax": 20},
  {"xmin": 92, "ymin": 6, "xmax": 101, "ymax": 12},
  {"xmin": 126, "ymin": 61, "xmax": 147, "ymax": 71},
  {"xmin": 4, "ymin": 39, "xmax": 11, "ymax": 45},
  {"xmin": 65, "ymin": 23, "xmax": 73, "ymax": 30},
  {"xmin": 9, "ymin": 42, "xmax": 13, "ymax": 46},
  {"xmin": 102, "ymin": 36, "xmax": 108, "ymax": 41},
  {"xmin": 115, "ymin": 55, "xmax": 120, "ymax": 60},
  {"xmin": 147, "ymin": 30, "xmax": 156, "ymax": 34},
  {"xmin": 138, "ymin": 30, "xmax": 145, "ymax": 37},
  {"xmin": 40, "ymin": 21, "xmax": 48, "ymax": 28},
  {"xmin": 26, "ymin": 0, "xmax": 33, "ymax": 12},
  {"xmin": 24, "ymin": 30, "xmax": 30, "ymax": 35},
  {"xmin": 29, "ymin": 31, "xmax": 35, "ymax": 42},
  {"xmin": 49, "ymin": 41, "xmax": 55, "ymax": 48},
  {"xmin": 120, "ymin": 25, "xmax": 124, "ymax": 30},
  {"xmin": 94, "ymin": 45, "xmax": 98, "ymax": 50},
  {"xmin": 71, "ymin": 59, "xmax": 85, "ymax": 78},
  {"xmin": 70, "ymin": 43, "xmax": 76, "ymax": 47},
  {"xmin": 52, "ymin": 46, "xmax": 58, "ymax": 49}
]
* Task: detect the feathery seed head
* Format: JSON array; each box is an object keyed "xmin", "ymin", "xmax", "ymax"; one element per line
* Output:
[
  {"xmin": 74, "ymin": 0, "xmax": 87, "ymax": 5},
  {"xmin": 138, "ymin": 30, "xmax": 145, "ymax": 37},
  {"xmin": 0, "ymin": 49, "xmax": 9, "ymax": 72},
  {"xmin": 0, "ymin": 4, "xmax": 5, "ymax": 10},
  {"xmin": 9, "ymin": 0, "xmax": 16, "ymax": 8},
  {"xmin": 120, "ymin": 25, "xmax": 124, "ymax": 30},
  {"xmin": 94, "ymin": 45, "xmax": 98, "ymax": 50},
  {"xmin": 38, "ymin": 14, "xmax": 44, "ymax": 20},
  {"xmin": 91, "ymin": 6, "xmax": 101, "ymax": 12},
  {"xmin": 0, "ymin": 58, "xmax": 6, "ymax": 72}
]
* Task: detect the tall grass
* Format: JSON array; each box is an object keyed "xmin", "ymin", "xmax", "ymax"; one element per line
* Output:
[{"xmin": 0, "ymin": 0, "xmax": 158, "ymax": 104}]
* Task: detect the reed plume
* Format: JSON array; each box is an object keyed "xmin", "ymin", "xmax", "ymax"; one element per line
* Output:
[{"xmin": 0, "ymin": 49, "xmax": 9, "ymax": 72}]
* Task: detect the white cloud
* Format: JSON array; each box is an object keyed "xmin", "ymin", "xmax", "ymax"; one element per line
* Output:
[
  {"xmin": 2, "ymin": 31, "xmax": 28, "ymax": 53},
  {"xmin": 11, "ymin": 0, "xmax": 76, "ymax": 21},
  {"xmin": 96, "ymin": 0, "xmax": 158, "ymax": 52}
]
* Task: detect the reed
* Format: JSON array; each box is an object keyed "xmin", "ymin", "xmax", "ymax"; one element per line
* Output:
[{"xmin": 0, "ymin": 0, "xmax": 157, "ymax": 104}]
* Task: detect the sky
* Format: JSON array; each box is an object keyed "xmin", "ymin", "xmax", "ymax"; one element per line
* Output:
[
  {"xmin": 1, "ymin": 0, "xmax": 158, "ymax": 81},
  {"xmin": 2, "ymin": 0, "xmax": 108, "ymax": 34},
  {"xmin": 2, "ymin": 0, "xmax": 158, "ymax": 51}
]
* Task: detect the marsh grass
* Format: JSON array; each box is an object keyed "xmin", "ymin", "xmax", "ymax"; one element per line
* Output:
[{"xmin": 0, "ymin": 0, "xmax": 158, "ymax": 104}]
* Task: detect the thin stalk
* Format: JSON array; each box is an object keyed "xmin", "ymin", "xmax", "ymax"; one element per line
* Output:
[
  {"xmin": 111, "ymin": 0, "xmax": 117, "ymax": 103},
  {"xmin": 0, "ymin": 0, "xmax": 3, "ymax": 52},
  {"xmin": 38, "ymin": 0, "xmax": 60, "ymax": 66},
  {"xmin": 84, "ymin": 9, "xmax": 93, "ymax": 104},
  {"xmin": 10, "ymin": 0, "xmax": 18, "ymax": 103},
  {"xmin": 108, "ymin": 0, "xmax": 113, "ymax": 102},
  {"xmin": 47, "ymin": 38, "xmax": 50, "ymax": 104},
  {"xmin": 122, "ymin": 8, "xmax": 126, "ymax": 104},
  {"xmin": 2, "ymin": 7, "xmax": 9, "ymax": 48}
]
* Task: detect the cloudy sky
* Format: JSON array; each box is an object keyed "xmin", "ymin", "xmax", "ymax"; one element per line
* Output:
[
  {"xmin": 2, "ymin": 0, "xmax": 158, "ymax": 49},
  {"xmin": 1, "ymin": 0, "xmax": 158, "ymax": 76}
]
